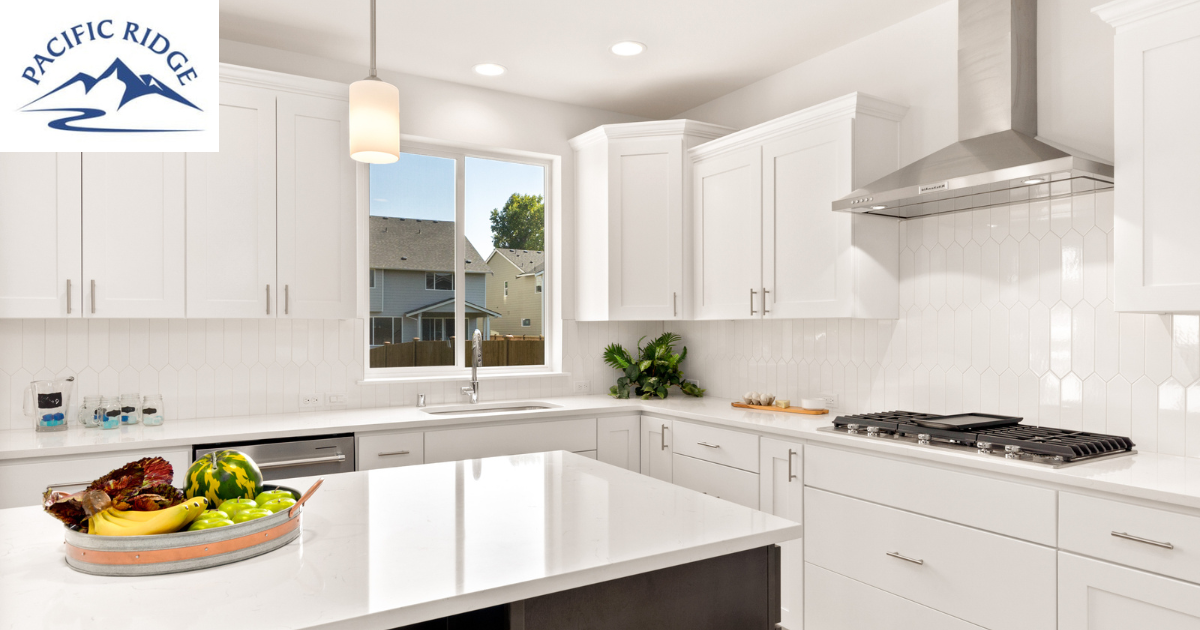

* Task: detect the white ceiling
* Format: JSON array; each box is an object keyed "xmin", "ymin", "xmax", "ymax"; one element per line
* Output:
[{"xmin": 220, "ymin": 0, "xmax": 946, "ymax": 118}]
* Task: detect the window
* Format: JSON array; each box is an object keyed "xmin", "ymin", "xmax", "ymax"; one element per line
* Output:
[
  {"xmin": 366, "ymin": 145, "xmax": 552, "ymax": 374},
  {"xmin": 425, "ymin": 272, "xmax": 453, "ymax": 291}
]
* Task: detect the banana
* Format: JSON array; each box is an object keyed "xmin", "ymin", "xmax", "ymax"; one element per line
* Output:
[{"xmin": 91, "ymin": 498, "xmax": 209, "ymax": 536}]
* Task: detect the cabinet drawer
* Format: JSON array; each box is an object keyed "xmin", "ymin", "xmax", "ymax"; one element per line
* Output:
[
  {"xmin": 672, "ymin": 453, "xmax": 758, "ymax": 509},
  {"xmin": 356, "ymin": 432, "xmax": 424, "ymax": 471},
  {"xmin": 1059, "ymin": 552, "xmax": 1200, "ymax": 630},
  {"xmin": 673, "ymin": 420, "xmax": 758, "ymax": 473},
  {"xmin": 806, "ymin": 563, "xmax": 984, "ymax": 630},
  {"xmin": 1060, "ymin": 492, "xmax": 1200, "ymax": 584},
  {"xmin": 805, "ymin": 487, "xmax": 1055, "ymax": 630},
  {"xmin": 424, "ymin": 418, "xmax": 597, "ymax": 464},
  {"xmin": 0, "ymin": 448, "xmax": 191, "ymax": 509},
  {"xmin": 805, "ymin": 444, "xmax": 1056, "ymax": 545}
]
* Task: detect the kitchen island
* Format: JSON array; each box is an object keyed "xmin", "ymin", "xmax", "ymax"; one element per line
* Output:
[{"xmin": 0, "ymin": 451, "xmax": 800, "ymax": 629}]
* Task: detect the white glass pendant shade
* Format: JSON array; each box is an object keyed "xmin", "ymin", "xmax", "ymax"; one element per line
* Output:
[{"xmin": 349, "ymin": 78, "xmax": 400, "ymax": 164}]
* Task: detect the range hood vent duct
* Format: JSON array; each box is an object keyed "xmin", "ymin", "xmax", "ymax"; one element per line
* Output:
[{"xmin": 833, "ymin": 0, "xmax": 1112, "ymax": 218}]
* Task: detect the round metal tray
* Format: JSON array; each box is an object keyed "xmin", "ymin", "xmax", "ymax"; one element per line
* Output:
[{"xmin": 63, "ymin": 483, "xmax": 312, "ymax": 576}]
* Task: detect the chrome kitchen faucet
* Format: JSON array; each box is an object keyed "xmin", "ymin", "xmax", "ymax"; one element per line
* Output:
[{"xmin": 462, "ymin": 329, "xmax": 482, "ymax": 404}]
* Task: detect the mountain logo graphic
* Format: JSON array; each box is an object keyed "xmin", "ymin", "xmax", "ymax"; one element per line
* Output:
[{"xmin": 21, "ymin": 58, "xmax": 203, "ymax": 133}]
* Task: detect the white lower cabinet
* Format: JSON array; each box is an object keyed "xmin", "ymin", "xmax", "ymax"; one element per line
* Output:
[
  {"xmin": 1060, "ymin": 552, "xmax": 1200, "ymax": 630},
  {"xmin": 806, "ymin": 563, "xmax": 983, "ymax": 630},
  {"xmin": 639, "ymin": 416, "xmax": 673, "ymax": 482},
  {"xmin": 423, "ymin": 418, "xmax": 597, "ymax": 464},
  {"xmin": 805, "ymin": 487, "xmax": 1056, "ymax": 630},
  {"xmin": 670, "ymin": 453, "xmax": 757, "ymax": 509},
  {"xmin": 761, "ymin": 437, "xmax": 803, "ymax": 630},
  {"xmin": 0, "ymin": 448, "xmax": 191, "ymax": 509},
  {"xmin": 356, "ymin": 432, "xmax": 424, "ymax": 471},
  {"xmin": 596, "ymin": 415, "xmax": 640, "ymax": 472}
]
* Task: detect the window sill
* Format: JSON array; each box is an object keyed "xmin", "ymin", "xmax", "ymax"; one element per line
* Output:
[{"xmin": 358, "ymin": 371, "xmax": 570, "ymax": 385}]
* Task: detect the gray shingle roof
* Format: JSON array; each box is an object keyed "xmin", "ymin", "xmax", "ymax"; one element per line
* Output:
[
  {"xmin": 489, "ymin": 248, "xmax": 545, "ymax": 274},
  {"xmin": 370, "ymin": 216, "xmax": 491, "ymax": 273}
]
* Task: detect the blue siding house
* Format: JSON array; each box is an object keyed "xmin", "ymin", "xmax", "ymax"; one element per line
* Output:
[{"xmin": 369, "ymin": 216, "xmax": 499, "ymax": 345}]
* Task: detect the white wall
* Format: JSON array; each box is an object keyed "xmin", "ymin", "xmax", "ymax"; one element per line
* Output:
[{"xmin": 674, "ymin": 0, "xmax": 1115, "ymax": 164}]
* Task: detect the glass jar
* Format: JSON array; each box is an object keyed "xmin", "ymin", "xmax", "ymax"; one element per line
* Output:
[
  {"xmin": 119, "ymin": 393, "xmax": 141, "ymax": 425},
  {"xmin": 99, "ymin": 396, "xmax": 121, "ymax": 430},
  {"xmin": 78, "ymin": 395, "xmax": 102, "ymax": 428},
  {"xmin": 141, "ymin": 395, "xmax": 164, "ymax": 426}
]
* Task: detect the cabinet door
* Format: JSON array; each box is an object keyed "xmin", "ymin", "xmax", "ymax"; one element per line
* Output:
[
  {"xmin": 0, "ymin": 153, "xmax": 81, "ymax": 318},
  {"xmin": 0, "ymin": 447, "xmax": 190, "ymax": 509},
  {"xmin": 597, "ymin": 414, "xmax": 640, "ymax": 472},
  {"xmin": 639, "ymin": 416, "xmax": 672, "ymax": 481},
  {"xmin": 671, "ymin": 453, "xmax": 758, "ymax": 508},
  {"xmin": 1112, "ymin": 7, "xmax": 1200, "ymax": 312},
  {"xmin": 762, "ymin": 122, "xmax": 851, "ymax": 319},
  {"xmin": 82, "ymin": 153, "xmax": 185, "ymax": 317},
  {"xmin": 761, "ymin": 437, "xmax": 804, "ymax": 630},
  {"xmin": 186, "ymin": 84, "xmax": 277, "ymax": 318},
  {"xmin": 806, "ymin": 563, "xmax": 982, "ymax": 630},
  {"xmin": 693, "ymin": 147, "xmax": 762, "ymax": 319},
  {"xmin": 1060, "ymin": 552, "xmax": 1200, "ymax": 630},
  {"xmin": 277, "ymin": 93, "xmax": 357, "ymax": 319},
  {"xmin": 609, "ymin": 137, "xmax": 684, "ymax": 320}
]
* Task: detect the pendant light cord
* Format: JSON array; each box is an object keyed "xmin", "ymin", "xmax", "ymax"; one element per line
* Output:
[{"xmin": 369, "ymin": 0, "xmax": 378, "ymax": 80}]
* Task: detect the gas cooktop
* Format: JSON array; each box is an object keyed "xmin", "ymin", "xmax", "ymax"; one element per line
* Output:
[{"xmin": 821, "ymin": 411, "xmax": 1136, "ymax": 468}]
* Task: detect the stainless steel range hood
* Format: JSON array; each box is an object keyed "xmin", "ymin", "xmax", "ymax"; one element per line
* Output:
[{"xmin": 833, "ymin": 0, "xmax": 1113, "ymax": 218}]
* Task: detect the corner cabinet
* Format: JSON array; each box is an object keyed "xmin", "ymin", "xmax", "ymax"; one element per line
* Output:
[
  {"xmin": 1096, "ymin": 0, "xmax": 1200, "ymax": 312},
  {"xmin": 571, "ymin": 120, "xmax": 733, "ymax": 321},
  {"xmin": 690, "ymin": 93, "xmax": 906, "ymax": 320}
]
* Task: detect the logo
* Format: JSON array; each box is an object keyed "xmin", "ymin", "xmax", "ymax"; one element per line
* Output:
[
  {"xmin": 918, "ymin": 181, "xmax": 948, "ymax": 195},
  {"xmin": 1, "ymin": 2, "xmax": 217, "ymax": 151}
]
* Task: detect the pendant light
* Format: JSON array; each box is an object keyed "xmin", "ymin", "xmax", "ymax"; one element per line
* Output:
[{"xmin": 349, "ymin": 0, "xmax": 400, "ymax": 164}]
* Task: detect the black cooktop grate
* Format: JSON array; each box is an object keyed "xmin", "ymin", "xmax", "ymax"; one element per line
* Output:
[{"xmin": 833, "ymin": 411, "xmax": 1135, "ymax": 462}]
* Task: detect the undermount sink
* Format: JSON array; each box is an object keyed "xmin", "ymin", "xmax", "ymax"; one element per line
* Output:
[{"xmin": 421, "ymin": 401, "xmax": 562, "ymax": 415}]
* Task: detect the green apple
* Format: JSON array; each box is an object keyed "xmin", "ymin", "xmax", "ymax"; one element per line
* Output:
[
  {"xmin": 261, "ymin": 497, "xmax": 297, "ymax": 514},
  {"xmin": 187, "ymin": 518, "xmax": 234, "ymax": 531},
  {"xmin": 195, "ymin": 509, "xmax": 229, "ymax": 521},
  {"xmin": 231, "ymin": 508, "xmax": 272, "ymax": 523},
  {"xmin": 217, "ymin": 498, "xmax": 257, "ymax": 517},
  {"xmin": 254, "ymin": 489, "xmax": 293, "ymax": 507}
]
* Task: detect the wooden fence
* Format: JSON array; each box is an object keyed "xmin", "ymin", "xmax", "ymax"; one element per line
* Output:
[{"xmin": 370, "ymin": 336, "xmax": 544, "ymax": 368}]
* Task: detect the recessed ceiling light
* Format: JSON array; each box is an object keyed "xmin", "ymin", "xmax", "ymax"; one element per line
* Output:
[
  {"xmin": 870, "ymin": 205, "xmax": 887, "ymax": 210},
  {"xmin": 473, "ymin": 63, "xmax": 506, "ymax": 76},
  {"xmin": 1023, "ymin": 178, "xmax": 1045, "ymax": 185},
  {"xmin": 611, "ymin": 41, "xmax": 646, "ymax": 56}
]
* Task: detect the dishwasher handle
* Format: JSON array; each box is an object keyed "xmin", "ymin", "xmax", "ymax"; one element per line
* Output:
[{"xmin": 257, "ymin": 454, "xmax": 346, "ymax": 470}]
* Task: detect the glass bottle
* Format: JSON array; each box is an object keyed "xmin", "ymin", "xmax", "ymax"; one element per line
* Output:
[
  {"xmin": 119, "ymin": 393, "xmax": 141, "ymax": 425},
  {"xmin": 78, "ymin": 395, "xmax": 102, "ymax": 428},
  {"xmin": 141, "ymin": 395, "xmax": 164, "ymax": 426},
  {"xmin": 99, "ymin": 396, "xmax": 121, "ymax": 430}
]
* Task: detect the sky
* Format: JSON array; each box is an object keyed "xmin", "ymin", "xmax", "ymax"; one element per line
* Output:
[{"xmin": 369, "ymin": 153, "xmax": 545, "ymax": 261}]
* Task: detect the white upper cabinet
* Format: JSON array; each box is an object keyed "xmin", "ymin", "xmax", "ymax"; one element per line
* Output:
[
  {"xmin": 276, "ymin": 92, "xmax": 357, "ymax": 319},
  {"xmin": 186, "ymin": 83, "xmax": 278, "ymax": 318},
  {"xmin": 571, "ymin": 120, "xmax": 733, "ymax": 321},
  {"xmin": 690, "ymin": 93, "xmax": 906, "ymax": 320},
  {"xmin": 82, "ymin": 153, "xmax": 186, "ymax": 318},
  {"xmin": 1097, "ymin": 0, "xmax": 1200, "ymax": 312},
  {"xmin": 0, "ymin": 153, "xmax": 81, "ymax": 318}
]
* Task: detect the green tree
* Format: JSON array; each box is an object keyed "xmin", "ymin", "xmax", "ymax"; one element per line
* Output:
[{"xmin": 490, "ymin": 193, "xmax": 544, "ymax": 250}]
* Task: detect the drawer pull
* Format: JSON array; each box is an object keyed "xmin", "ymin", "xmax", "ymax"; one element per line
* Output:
[
  {"xmin": 1111, "ymin": 531, "xmax": 1174, "ymax": 549},
  {"xmin": 886, "ymin": 551, "xmax": 924, "ymax": 565},
  {"xmin": 47, "ymin": 481, "xmax": 93, "ymax": 493},
  {"xmin": 697, "ymin": 441, "xmax": 720, "ymax": 449},
  {"xmin": 258, "ymin": 454, "xmax": 346, "ymax": 469},
  {"xmin": 787, "ymin": 449, "xmax": 797, "ymax": 481},
  {"xmin": 378, "ymin": 450, "xmax": 411, "ymax": 457},
  {"xmin": 661, "ymin": 424, "xmax": 668, "ymax": 451}
]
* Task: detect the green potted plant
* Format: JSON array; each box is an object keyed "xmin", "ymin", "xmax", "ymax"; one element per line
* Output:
[{"xmin": 603, "ymin": 332, "xmax": 706, "ymax": 399}]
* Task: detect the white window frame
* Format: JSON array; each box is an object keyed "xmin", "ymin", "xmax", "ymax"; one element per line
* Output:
[
  {"xmin": 358, "ymin": 138, "xmax": 562, "ymax": 382},
  {"xmin": 425, "ymin": 271, "xmax": 454, "ymax": 291}
]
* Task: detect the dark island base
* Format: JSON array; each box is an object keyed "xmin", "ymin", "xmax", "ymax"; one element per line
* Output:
[{"xmin": 397, "ymin": 545, "xmax": 781, "ymax": 630}]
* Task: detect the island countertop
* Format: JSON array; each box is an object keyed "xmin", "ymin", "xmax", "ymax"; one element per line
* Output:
[{"xmin": 0, "ymin": 451, "xmax": 801, "ymax": 630}]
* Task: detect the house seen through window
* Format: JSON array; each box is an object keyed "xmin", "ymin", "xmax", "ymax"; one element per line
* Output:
[{"xmin": 368, "ymin": 150, "xmax": 546, "ymax": 370}]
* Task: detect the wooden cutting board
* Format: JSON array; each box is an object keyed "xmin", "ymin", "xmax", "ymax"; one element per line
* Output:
[{"xmin": 731, "ymin": 402, "xmax": 828, "ymax": 415}]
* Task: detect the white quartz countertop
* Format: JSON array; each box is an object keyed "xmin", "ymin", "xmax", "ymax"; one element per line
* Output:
[
  {"xmin": 3, "ymin": 394, "xmax": 1200, "ymax": 511},
  {"xmin": 0, "ymin": 451, "xmax": 801, "ymax": 630}
]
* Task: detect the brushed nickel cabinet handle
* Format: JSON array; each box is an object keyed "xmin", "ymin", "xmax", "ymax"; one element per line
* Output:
[
  {"xmin": 697, "ymin": 441, "xmax": 720, "ymax": 448},
  {"xmin": 258, "ymin": 454, "xmax": 346, "ymax": 469},
  {"xmin": 266, "ymin": 285, "xmax": 271, "ymax": 315},
  {"xmin": 66, "ymin": 279, "xmax": 71, "ymax": 314},
  {"xmin": 1111, "ymin": 531, "xmax": 1174, "ymax": 549},
  {"xmin": 886, "ymin": 551, "xmax": 924, "ymax": 565},
  {"xmin": 285, "ymin": 284, "xmax": 289, "ymax": 315},
  {"xmin": 750, "ymin": 288, "xmax": 757, "ymax": 315},
  {"xmin": 673, "ymin": 292, "xmax": 677, "ymax": 317},
  {"xmin": 788, "ymin": 449, "xmax": 797, "ymax": 481},
  {"xmin": 763, "ymin": 287, "xmax": 770, "ymax": 315},
  {"xmin": 90, "ymin": 279, "xmax": 96, "ymax": 314},
  {"xmin": 660, "ymin": 424, "xmax": 667, "ymax": 451},
  {"xmin": 47, "ymin": 480, "xmax": 93, "ymax": 493},
  {"xmin": 378, "ymin": 450, "xmax": 411, "ymax": 457}
]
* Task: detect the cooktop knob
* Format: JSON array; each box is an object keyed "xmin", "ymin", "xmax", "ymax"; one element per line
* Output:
[
  {"xmin": 1004, "ymin": 445, "xmax": 1022, "ymax": 459},
  {"xmin": 846, "ymin": 423, "xmax": 862, "ymax": 434},
  {"xmin": 866, "ymin": 426, "xmax": 881, "ymax": 437},
  {"xmin": 917, "ymin": 433, "xmax": 931, "ymax": 446},
  {"xmin": 977, "ymin": 441, "xmax": 993, "ymax": 455}
]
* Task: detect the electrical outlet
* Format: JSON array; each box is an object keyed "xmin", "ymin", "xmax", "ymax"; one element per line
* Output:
[
  {"xmin": 820, "ymin": 393, "xmax": 838, "ymax": 409},
  {"xmin": 299, "ymin": 394, "xmax": 324, "ymax": 409},
  {"xmin": 684, "ymin": 378, "xmax": 700, "ymax": 388},
  {"xmin": 574, "ymin": 380, "xmax": 590, "ymax": 393}
]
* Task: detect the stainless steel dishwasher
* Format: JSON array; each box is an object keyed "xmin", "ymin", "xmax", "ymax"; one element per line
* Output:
[{"xmin": 193, "ymin": 434, "xmax": 356, "ymax": 481}]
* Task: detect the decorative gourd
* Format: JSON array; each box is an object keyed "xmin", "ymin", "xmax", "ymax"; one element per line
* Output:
[{"xmin": 184, "ymin": 450, "xmax": 263, "ymax": 506}]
